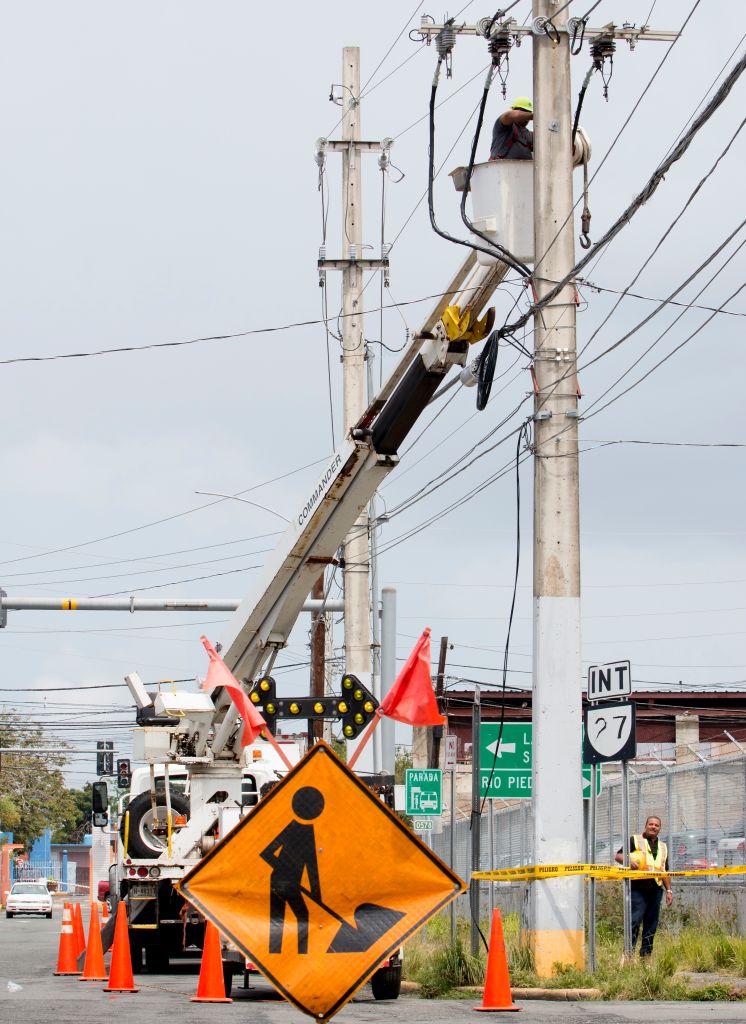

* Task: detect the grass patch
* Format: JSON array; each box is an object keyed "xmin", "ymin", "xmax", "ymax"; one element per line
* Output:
[{"xmin": 403, "ymin": 905, "xmax": 746, "ymax": 1000}]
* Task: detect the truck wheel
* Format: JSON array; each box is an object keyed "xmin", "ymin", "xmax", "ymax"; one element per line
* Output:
[
  {"xmin": 120, "ymin": 791, "xmax": 190, "ymax": 858},
  {"xmin": 5, "ymin": 912, "xmax": 13, "ymax": 919},
  {"xmin": 371, "ymin": 963, "xmax": 402, "ymax": 1000},
  {"xmin": 145, "ymin": 943, "xmax": 170, "ymax": 974}
]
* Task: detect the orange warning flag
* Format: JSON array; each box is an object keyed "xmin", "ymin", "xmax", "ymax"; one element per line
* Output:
[
  {"xmin": 379, "ymin": 627, "xmax": 445, "ymax": 727},
  {"xmin": 200, "ymin": 635, "xmax": 266, "ymax": 747}
]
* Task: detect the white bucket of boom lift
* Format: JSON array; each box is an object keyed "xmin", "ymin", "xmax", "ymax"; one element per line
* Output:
[{"xmin": 469, "ymin": 159, "xmax": 534, "ymax": 266}]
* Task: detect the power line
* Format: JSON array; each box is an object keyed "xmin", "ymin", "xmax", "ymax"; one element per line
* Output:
[
  {"xmin": 0, "ymin": 457, "xmax": 323, "ymax": 568},
  {"xmin": 93, "ymin": 562, "xmax": 264, "ymax": 598}
]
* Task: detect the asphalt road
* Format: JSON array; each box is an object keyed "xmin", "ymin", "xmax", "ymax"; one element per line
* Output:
[{"xmin": 1, "ymin": 900, "xmax": 744, "ymax": 1024}]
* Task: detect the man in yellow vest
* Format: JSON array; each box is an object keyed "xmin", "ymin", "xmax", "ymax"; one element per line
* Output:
[{"xmin": 616, "ymin": 815, "xmax": 673, "ymax": 956}]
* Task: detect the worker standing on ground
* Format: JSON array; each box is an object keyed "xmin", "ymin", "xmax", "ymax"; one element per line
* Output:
[
  {"xmin": 615, "ymin": 814, "xmax": 673, "ymax": 957},
  {"xmin": 489, "ymin": 96, "xmax": 533, "ymax": 160}
]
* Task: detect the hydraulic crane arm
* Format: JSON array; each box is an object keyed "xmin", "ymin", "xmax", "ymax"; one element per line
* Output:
[{"xmin": 211, "ymin": 255, "xmax": 508, "ymax": 754}]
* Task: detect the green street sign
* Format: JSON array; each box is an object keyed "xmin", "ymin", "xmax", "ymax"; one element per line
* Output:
[
  {"xmin": 405, "ymin": 768, "xmax": 443, "ymax": 816},
  {"xmin": 479, "ymin": 723, "xmax": 601, "ymax": 800}
]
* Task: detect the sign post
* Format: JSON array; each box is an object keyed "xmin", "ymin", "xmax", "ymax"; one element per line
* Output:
[
  {"xmin": 584, "ymin": 661, "xmax": 637, "ymax": 964},
  {"xmin": 443, "ymin": 735, "xmax": 458, "ymax": 945},
  {"xmin": 588, "ymin": 761, "xmax": 597, "ymax": 972},
  {"xmin": 621, "ymin": 759, "xmax": 633, "ymax": 957}
]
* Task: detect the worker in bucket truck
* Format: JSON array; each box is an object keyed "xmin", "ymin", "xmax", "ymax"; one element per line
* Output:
[{"xmin": 489, "ymin": 96, "xmax": 533, "ymax": 160}]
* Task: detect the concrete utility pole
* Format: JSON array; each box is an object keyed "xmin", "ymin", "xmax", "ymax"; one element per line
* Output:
[
  {"xmin": 340, "ymin": 47, "xmax": 370, "ymax": 703},
  {"xmin": 318, "ymin": 47, "xmax": 391, "ymax": 768},
  {"xmin": 529, "ymin": 0, "xmax": 583, "ymax": 975}
]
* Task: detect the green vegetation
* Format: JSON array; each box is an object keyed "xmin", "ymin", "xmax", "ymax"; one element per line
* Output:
[
  {"xmin": 403, "ymin": 892, "xmax": 746, "ymax": 1001},
  {"xmin": 0, "ymin": 709, "xmax": 77, "ymax": 848}
]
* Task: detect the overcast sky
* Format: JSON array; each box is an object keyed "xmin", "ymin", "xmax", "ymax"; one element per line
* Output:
[{"xmin": 0, "ymin": 1, "xmax": 742, "ymax": 785}]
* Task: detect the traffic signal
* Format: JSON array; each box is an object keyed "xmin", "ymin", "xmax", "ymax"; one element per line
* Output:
[
  {"xmin": 116, "ymin": 758, "xmax": 131, "ymax": 788},
  {"xmin": 96, "ymin": 740, "xmax": 113, "ymax": 776},
  {"xmin": 248, "ymin": 674, "xmax": 378, "ymax": 739}
]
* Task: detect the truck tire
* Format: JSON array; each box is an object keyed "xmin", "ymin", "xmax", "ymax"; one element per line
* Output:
[
  {"xmin": 371, "ymin": 963, "xmax": 402, "ymax": 1000},
  {"xmin": 120, "ymin": 791, "xmax": 190, "ymax": 858}
]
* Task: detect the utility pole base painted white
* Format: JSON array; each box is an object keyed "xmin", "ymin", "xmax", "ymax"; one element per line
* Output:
[
  {"xmin": 528, "ymin": 596, "xmax": 584, "ymax": 972},
  {"xmin": 528, "ymin": 0, "xmax": 584, "ymax": 974}
]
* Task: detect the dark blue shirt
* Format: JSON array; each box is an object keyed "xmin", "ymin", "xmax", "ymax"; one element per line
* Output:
[{"xmin": 490, "ymin": 119, "xmax": 533, "ymax": 160}]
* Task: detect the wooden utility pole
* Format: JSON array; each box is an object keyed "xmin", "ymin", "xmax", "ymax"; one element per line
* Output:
[{"xmin": 429, "ymin": 635, "xmax": 449, "ymax": 769}]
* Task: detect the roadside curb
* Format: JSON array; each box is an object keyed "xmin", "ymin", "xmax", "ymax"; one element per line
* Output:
[{"xmin": 456, "ymin": 985, "xmax": 602, "ymax": 1000}]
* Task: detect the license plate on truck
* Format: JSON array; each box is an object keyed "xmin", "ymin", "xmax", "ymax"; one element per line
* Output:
[{"xmin": 129, "ymin": 883, "xmax": 156, "ymax": 898}]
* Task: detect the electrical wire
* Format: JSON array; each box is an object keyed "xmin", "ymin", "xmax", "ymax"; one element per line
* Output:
[
  {"xmin": 577, "ymin": 118, "xmax": 746, "ymax": 365},
  {"xmin": 528, "ymin": 0, "xmax": 704, "ymax": 282},
  {"xmin": 93, "ymin": 562, "xmax": 264, "ymax": 598},
  {"xmin": 428, "ymin": 57, "xmax": 531, "ymax": 276},
  {"xmin": 578, "ymin": 280, "xmax": 746, "ymax": 319},
  {"xmin": 504, "ymin": 44, "xmax": 746, "ymax": 344},
  {"xmin": 457, "ymin": 63, "xmax": 531, "ymax": 275},
  {"xmin": 0, "ymin": 457, "xmax": 326, "ymax": 569},
  {"xmin": 480, "ymin": 421, "xmax": 529, "ymax": 813}
]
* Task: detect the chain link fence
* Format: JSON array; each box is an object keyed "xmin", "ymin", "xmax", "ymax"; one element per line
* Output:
[{"xmin": 432, "ymin": 751, "xmax": 746, "ymax": 900}]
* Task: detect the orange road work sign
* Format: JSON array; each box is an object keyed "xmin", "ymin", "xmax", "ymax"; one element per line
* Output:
[{"xmin": 179, "ymin": 741, "xmax": 465, "ymax": 1020}]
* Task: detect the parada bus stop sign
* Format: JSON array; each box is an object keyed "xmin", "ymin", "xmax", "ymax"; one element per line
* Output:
[{"xmin": 179, "ymin": 742, "xmax": 465, "ymax": 1020}]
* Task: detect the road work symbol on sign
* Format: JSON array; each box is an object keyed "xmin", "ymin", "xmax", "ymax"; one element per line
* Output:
[
  {"xmin": 179, "ymin": 741, "xmax": 465, "ymax": 1021},
  {"xmin": 260, "ymin": 784, "xmax": 404, "ymax": 955}
]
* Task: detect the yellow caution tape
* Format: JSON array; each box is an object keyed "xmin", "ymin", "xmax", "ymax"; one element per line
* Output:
[{"xmin": 473, "ymin": 863, "xmax": 746, "ymax": 883}]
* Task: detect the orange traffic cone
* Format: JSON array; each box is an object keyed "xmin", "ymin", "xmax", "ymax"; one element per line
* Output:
[
  {"xmin": 191, "ymin": 921, "xmax": 232, "ymax": 1003},
  {"xmin": 474, "ymin": 908, "xmax": 521, "ymax": 1012},
  {"xmin": 53, "ymin": 904, "xmax": 81, "ymax": 976},
  {"xmin": 101, "ymin": 901, "xmax": 109, "ymax": 923},
  {"xmin": 72, "ymin": 901, "xmax": 86, "ymax": 958},
  {"xmin": 103, "ymin": 902, "xmax": 139, "ymax": 993},
  {"xmin": 80, "ymin": 903, "xmax": 107, "ymax": 981}
]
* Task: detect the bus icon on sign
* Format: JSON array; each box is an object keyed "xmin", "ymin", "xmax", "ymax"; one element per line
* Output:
[{"xmin": 419, "ymin": 792, "xmax": 439, "ymax": 812}]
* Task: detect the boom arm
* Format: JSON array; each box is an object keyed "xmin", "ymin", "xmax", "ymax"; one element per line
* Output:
[{"xmin": 211, "ymin": 255, "xmax": 508, "ymax": 754}]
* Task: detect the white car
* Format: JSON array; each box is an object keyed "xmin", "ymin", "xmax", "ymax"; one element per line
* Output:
[{"xmin": 5, "ymin": 881, "xmax": 54, "ymax": 919}]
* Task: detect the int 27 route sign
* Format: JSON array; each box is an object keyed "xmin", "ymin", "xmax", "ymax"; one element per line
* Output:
[
  {"xmin": 405, "ymin": 768, "xmax": 442, "ymax": 816},
  {"xmin": 480, "ymin": 723, "xmax": 600, "ymax": 800}
]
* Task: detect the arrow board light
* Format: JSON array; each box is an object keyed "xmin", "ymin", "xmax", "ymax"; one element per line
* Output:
[{"xmin": 178, "ymin": 741, "xmax": 465, "ymax": 1021}]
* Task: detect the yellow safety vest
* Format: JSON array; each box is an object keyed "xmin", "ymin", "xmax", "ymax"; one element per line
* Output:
[{"xmin": 633, "ymin": 834, "xmax": 668, "ymax": 886}]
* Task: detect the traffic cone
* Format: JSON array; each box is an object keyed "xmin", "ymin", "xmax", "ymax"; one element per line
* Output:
[
  {"xmin": 80, "ymin": 903, "xmax": 107, "ymax": 981},
  {"xmin": 53, "ymin": 904, "xmax": 81, "ymax": 976},
  {"xmin": 101, "ymin": 901, "xmax": 109, "ymax": 923},
  {"xmin": 72, "ymin": 902, "xmax": 86, "ymax": 958},
  {"xmin": 473, "ymin": 908, "xmax": 521, "ymax": 1012},
  {"xmin": 191, "ymin": 921, "xmax": 232, "ymax": 1003},
  {"xmin": 103, "ymin": 902, "xmax": 139, "ymax": 993}
]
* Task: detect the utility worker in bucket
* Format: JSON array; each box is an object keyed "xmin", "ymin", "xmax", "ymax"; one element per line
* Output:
[
  {"xmin": 615, "ymin": 814, "xmax": 673, "ymax": 957},
  {"xmin": 489, "ymin": 96, "xmax": 533, "ymax": 160}
]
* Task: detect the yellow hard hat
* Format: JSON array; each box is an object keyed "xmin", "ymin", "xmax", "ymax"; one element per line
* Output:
[
  {"xmin": 512, "ymin": 96, "xmax": 533, "ymax": 113},
  {"xmin": 630, "ymin": 851, "xmax": 645, "ymax": 869}
]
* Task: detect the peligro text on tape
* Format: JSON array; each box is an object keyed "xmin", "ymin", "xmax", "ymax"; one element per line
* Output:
[{"xmin": 472, "ymin": 863, "xmax": 746, "ymax": 883}]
